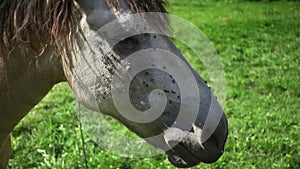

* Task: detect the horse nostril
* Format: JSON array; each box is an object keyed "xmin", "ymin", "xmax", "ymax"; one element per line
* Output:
[{"xmin": 189, "ymin": 127, "xmax": 194, "ymax": 133}]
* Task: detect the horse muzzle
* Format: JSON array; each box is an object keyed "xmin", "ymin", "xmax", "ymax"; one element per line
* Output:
[{"xmin": 164, "ymin": 114, "xmax": 228, "ymax": 168}]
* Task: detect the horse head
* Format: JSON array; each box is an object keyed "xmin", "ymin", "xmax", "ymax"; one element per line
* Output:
[{"xmin": 64, "ymin": 0, "xmax": 228, "ymax": 167}]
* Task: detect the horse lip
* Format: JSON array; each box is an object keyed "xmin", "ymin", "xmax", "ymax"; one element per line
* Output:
[
  {"xmin": 199, "ymin": 133, "xmax": 225, "ymax": 163},
  {"xmin": 166, "ymin": 143, "xmax": 201, "ymax": 168},
  {"xmin": 164, "ymin": 130, "xmax": 226, "ymax": 168},
  {"xmin": 166, "ymin": 142, "xmax": 224, "ymax": 168}
]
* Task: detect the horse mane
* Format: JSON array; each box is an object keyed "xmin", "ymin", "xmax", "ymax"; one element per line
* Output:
[
  {"xmin": 106, "ymin": 0, "xmax": 168, "ymax": 14},
  {"xmin": 0, "ymin": 0, "xmax": 74, "ymax": 54},
  {"xmin": 0, "ymin": 0, "xmax": 168, "ymax": 54}
]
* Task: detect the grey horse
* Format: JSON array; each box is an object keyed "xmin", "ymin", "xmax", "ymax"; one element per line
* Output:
[{"xmin": 0, "ymin": 0, "xmax": 228, "ymax": 168}]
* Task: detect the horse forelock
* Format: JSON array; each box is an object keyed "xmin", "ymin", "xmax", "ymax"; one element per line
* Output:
[
  {"xmin": 105, "ymin": 0, "xmax": 168, "ymax": 14},
  {"xmin": 0, "ymin": 0, "xmax": 168, "ymax": 55},
  {"xmin": 106, "ymin": 0, "xmax": 169, "ymax": 31}
]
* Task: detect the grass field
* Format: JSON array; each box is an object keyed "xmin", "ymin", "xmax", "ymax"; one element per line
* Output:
[{"xmin": 8, "ymin": 1, "xmax": 300, "ymax": 169}]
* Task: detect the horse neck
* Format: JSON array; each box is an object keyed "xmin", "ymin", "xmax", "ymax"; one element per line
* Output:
[{"xmin": 0, "ymin": 41, "xmax": 66, "ymax": 142}]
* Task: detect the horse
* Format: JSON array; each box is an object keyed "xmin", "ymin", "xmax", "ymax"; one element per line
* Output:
[{"xmin": 0, "ymin": 0, "xmax": 228, "ymax": 168}]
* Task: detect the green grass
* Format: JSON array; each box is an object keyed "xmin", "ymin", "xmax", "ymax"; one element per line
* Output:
[{"xmin": 8, "ymin": 1, "xmax": 300, "ymax": 168}]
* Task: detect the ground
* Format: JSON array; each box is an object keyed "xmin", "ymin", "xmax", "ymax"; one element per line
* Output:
[{"xmin": 8, "ymin": 1, "xmax": 300, "ymax": 169}]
